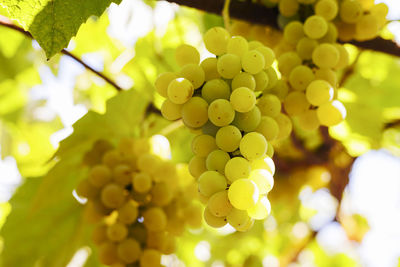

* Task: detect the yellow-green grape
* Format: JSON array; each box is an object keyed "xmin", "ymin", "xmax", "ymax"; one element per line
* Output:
[
  {"xmin": 265, "ymin": 67, "xmax": 278, "ymax": 90},
  {"xmin": 217, "ymin": 53, "xmax": 242, "ymax": 79},
  {"xmin": 99, "ymin": 242, "xmax": 119, "ymax": 265},
  {"xmin": 249, "ymin": 169, "xmax": 274, "ymax": 194},
  {"xmin": 267, "ymin": 80, "xmax": 289, "ymax": 101},
  {"xmin": 101, "ymin": 183, "xmax": 125, "ymax": 208},
  {"xmin": 175, "ymin": 44, "xmax": 200, "ymax": 67},
  {"xmin": 296, "ymin": 37, "xmax": 318, "ymax": 60},
  {"xmin": 143, "ymin": 207, "xmax": 167, "ymax": 231},
  {"xmin": 254, "ymin": 71, "xmax": 269, "ymax": 91},
  {"xmin": 315, "ymin": 0, "xmax": 338, "ymax": 21},
  {"xmin": 306, "ymin": 79, "xmax": 334, "ymax": 106},
  {"xmin": 179, "ymin": 63, "xmax": 205, "ymax": 90},
  {"xmin": 336, "ymin": 20, "xmax": 356, "ymax": 42},
  {"xmin": 133, "ymin": 138, "xmax": 150, "ymax": 156},
  {"xmin": 289, "ymin": 65, "xmax": 315, "ymax": 91},
  {"xmin": 204, "ymin": 27, "xmax": 230, "ymax": 55},
  {"xmin": 232, "ymin": 72, "xmax": 256, "ymax": 91},
  {"xmin": 151, "ymin": 182, "xmax": 173, "ymax": 206},
  {"xmin": 140, "ymin": 249, "xmax": 162, "ymax": 267},
  {"xmin": 153, "ymin": 161, "xmax": 177, "ymax": 182},
  {"xmin": 284, "ymin": 21, "xmax": 304, "ymax": 46},
  {"xmin": 232, "ymin": 106, "xmax": 261, "ymax": 132},
  {"xmin": 266, "ymin": 142, "xmax": 274, "ymax": 158},
  {"xmin": 198, "ymin": 171, "xmax": 227, "ymax": 197},
  {"xmin": 228, "ymin": 179, "xmax": 259, "ymax": 210},
  {"xmin": 146, "ymin": 229, "xmax": 168, "ymax": 251},
  {"xmin": 317, "ymin": 100, "xmax": 346, "ymax": 126},
  {"xmin": 304, "ymin": 15, "xmax": 328, "ymax": 39},
  {"xmin": 216, "ymin": 125, "xmax": 242, "ymax": 152},
  {"xmin": 132, "ymin": 172, "xmax": 152, "ymax": 193},
  {"xmin": 247, "ymin": 196, "xmax": 271, "ymax": 220},
  {"xmin": 255, "ymin": 46, "xmax": 275, "ymax": 68},
  {"xmin": 204, "ymin": 207, "xmax": 227, "ymax": 228},
  {"xmin": 370, "ymin": 3, "xmax": 388, "ymax": 28},
  {"xmin": 201, "ymin": 79, "xmax": 231, "ymax": 103},
  {"xmin": 225, "ymin": 157, "xmax": 251, "ymax": 182},
  {"xmin": 102, "ymin": 149, "xmax": 123, "ymax": 168},
  {"xmin": 355, "ymin": 14, "xmax": 379, "ymax": 41},
  {"xmin": 236, "ymin": 218, "xmax": 255, "ymax": 232},
  {"xmin": 118, "ymin": 201, "xmax": 138, "ymax": 224},
  {"xmin": 208, "ymin": 190, "xmax": 233, "ymax": 217},
  {"xmin": 154, "ymin": 72, "xmax": 178, "ymax": 98},
  {"xmin": 297, "ymin": 109, "xmax": 320, "ymax": 131},
  {"xmin": 242, "ymin": 50, "xmax": 265, "ymax": 74},
  {"xmin": 250, "ymin": 155, "xmax": 275, "ymax": 175},
  {"xmin": 202, "ymin": 120, "xmax": 220, "ymax": 136},
  {"xmin": 192, "ymin": 134, "xmax": 217, "ymax": 157},
  {"xmin": 312, "ymin": 43, "xmax": 339, "ymax": 69},
  {"xmin": 183, "ymin": 201, "xmax": 204, "ymax": 229},
  {"xmin": 113, "ymin": 164, "xmax": 132, "ymax": 186},
  {"xmin": 188, "ymin": 155, "xmax": 207, "ymax": 178},
  {"xmin": 76, "ymin": 178, "xmax": 98, "ymax": 199},
  {"xmin": 208, "ymin": 99, "xmax": 235, "ymax": 127},
  {"xmin": 278, "ymin": 52, "xmax": 302, "ymax": 76},
  {"xmin": 167, "ymin": 78, "xmax": 194, "ymax": 104},
  {"xmin": 240, "ymin": 132, "xmax": 268, "ymax": 160},
  {"xmin": 257, "ymin": 94, "xmax": 281, "ymax": 117},
  {"xmin": 315, "ymin": 68, "xmax": 337, "ymax": 87},
  {"xmin": 333, "ymin": 44, "xmax": 349, "ymax": 70},
  {"xmin": 283, "ymin": 91, "xmax": 310, "ymax": 116},
  {"xmin": 274, "ymin": 113, "xmax": 293, "ymax": 140},
  {"xmin": 161, "ymin": 99, "xmax": 182, "ymax": 121},
  {"xmin": 107, "ymin": 222, "xmax": 128, "ymax": 242},
  {"xmin": 206, "ymin": 149, "xmax": 230, "ymax": 174},
  {"xmin": 340, "ymin": 0, "xmax": 362, "ymax": 24},
  {"xmin": 227, "ymin": 208, "xmax": 251, "ymax": 230},
  {"xmin": 230, "ymin": 87, "xmax": 256, "ymax": 113},
  {"xmin": 248, "ymin": 40, "xmax": 263, "ymax": 50},
  {"xmin": 137, "ymin": 154, "xmax": 160, "ymax": 174},
  {"xmin": 255, "ymin": 116, "xmax": 279, "ymax": 141},
  {"xmin": 279, "ymin": 0, "xmax": 299, "ymax": 17},
  {"xmin": 92, "ymin": 224, "xmax": 108, "ymax": 245},
  {"xmin": 117, "ymin": 238, "xmax": 142, "ymax": 264},
  {"xmin": 227, "ymin": 36, "xmax": 249, "ymax": 57},
  {"xmin": 319, "ymin": 22, "xmax": 338, "ymax": 44},
  {"xmin": 200, "ymin": 57, "xmax": 220, "ymax": 81},
  {"xmin": 182, "ymin": 96, "xmax": 209, "ymax": 128}
]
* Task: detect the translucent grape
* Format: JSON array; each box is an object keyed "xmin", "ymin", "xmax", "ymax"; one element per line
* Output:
[
  {"xmin": 198, "ymin": 171, "xmax": 227, "ymax": 197},
  {"xmin": 167, "ymin": 78, "xmax": 194, "ymax": 104},
  {"xmin": 265, "ymin": 67, "xmax": 278, "ymax": 90},
  {"xmin": 242, "ymin": 50, "xmax": 265, "ymax": 74},
  {"xmin": 175, "ymin": 44, "xmax": 200, "ymax": 67},
  {"xmin": 182, "ymin": 96, "xmax": 209, "ymax": 128},
  {"xmin": 283, "ymin": 91, "xmax": 310, "ymax": 116},
  {"xmin": 101, "ymin": 183, "xmax": 125, "ymax": 209},
  {"xmin": 340, "ymin": 0, "xmax": 362, "ymax": 24},
  {"xmin": 315, "ymin": 0, "xmax": 338, "ymax": 21},
  {"xmin": 227, "ymin": 208, "xmax": 251, "ymax": 230},
  {"xmin": 284, "ymin": 21, "xmax": 304, "ymax": 45},
  {"xmin": 113, "ymin": 164, "xmax": 132, "ymax": 186},
  {"xmin": 255, "ymin": 116, "xmax": 279, "ymax": 141},
  {"xmin": 161, "ymin": 99, "xmax": 182, "ymax": 121},
  {"xmin": 192, "ymin": 134, "xmax": 217, "ymax": 157},
  {"xmin": 204, "ymin": 207, "xmax": 227, "ymax": 228},
  {"xmin": 230, "ymin": 87, "xmax": 256, "ymax": 113},
  {"xmin": 304, "ymin": 15, "xmax": 328, "ymax": 39},
  {"xmin": 117, "ymin": 238, "xmax": 142, "ymax": 263},
  {"xmin": 118, "ymin": 201, "xmax": 138, "ymax": 224},
  {"xmin": 249, "ymin": 169, "xmax": 274, "ymax": 194},
  {"xmin": 316, "ymin": 100, "xmax": 346, "ymax": 126},
  {"xmin": 312, "ymin": 43, "xmax": 339, "ymax": 69},
  {"xmin": 278, "ymin": 52, "xmax": 302, "ymax": 76},
  {"xmin": 274, "ymin": 113, "xmax": 293, "ymax": 140},
  {"xmin": 228, "ymin": 179, "xmax": 259, "ymax": 210},
  {"xmin": 250, "ymin": 155, "xmax": 275, "ymax": 175},
  {"xmin": 225, "ymin": 157, "xmax": 251, "ymax": 182},
  {"xmin": 297, "ymin": 109, "xmax": 320, "ymax": 131},
  {"xmin": 206, "ymin": 149, "xmax": 230, "ymax": 174},
  {"xmin": 315, "ymin": 68, "xmax": 337, "ymax": 87},
  {"xmin": 227, "ymin": 36, "xmax": 248, "ymax": 57},
  {"xmin": 279, "ymin": 0, "xmax": 299, "ymax": 17},
  {"xmin": 201, "ymin": 79, "xmax": 231, "ymax": 103},
  {"xmin": 296, "ymin": 37, "xmax": 318, "ymax": 60},
  {"xmin": 143, "ymin": 207, "xmax": 167, "ymax": 231},
  {"xmin": 306, "ymin": 79, "xmax": 334, "ymax": 106},
  {"xmin": 132, "ymin": 172, "xmax": 152, "ymax": 193},
  {"xmin": 179, "ymin": 64, "xmax": 205, "ymax": 89},
  {"xmin": 240, "ymin": 132, "xmax": 268, "ymax": 160},
  {"xmin": 355, "ymin": 14, "xmax": 379, "ymax": 41},
  {"xmin": 188, "ymin": 155, "xmax": 207, "ymax": 179},
  {"xmin": 333, "ymin": 44, "xmax": 350, "ymax": 70},
  {"xmin": 88, "ymin": 164, "xmax": 112, "ymax": 188},
  {"xmin": 289, "ymin": 65, "xmax": 315, "ymax": 91},
  {"xmin": 215, "ymin": 125, "xmax": 242, "ymax": 152},
  {"xmin": 204, "ymin": 27, "xmax": 230, "ymax": 55},
  {"xmin": 208, "ymin": 99, "xmax": 235, "ymax": 127},
  {"xmin": 208, "ymin": 190, "xmax": 233, "ymax": 217},
  {"xmin": 232, "ymin": 72, "xmax": 256, "ymax": 91},
  {"xmin": 254, "ymin": 71, "xmax": 269, "ymax": 92},
  {"xmin": 232, "ymin": 106, "xmax": 261, "ymax": 132},
  {"xmin": 200, "ymin": 57, "xmax": 220, "ymax": 81},
  {"xmin": 150, "ymin": 182, "xmax": 173, "ymax": 206},
  {"xmin": 247, "ymin": 196, "xmax": 271, "ymax": 220},
  {"xmin": 257, "ymin": 94, "xmax": 281, "ymax": 117},
  {"xmin": 217, "ymin": 53, "xmax": 241, "ymax": 79},
  {"xmin": 107, "ymin": 222, "xmax": 128, "ymax": 241},
  {"xmin": 255, "ymin": 46, "xmax": 275, "ymax": 68},
  {"xmin": 155, "ymin": 72, "xmax": 178, "ymax": 98}
]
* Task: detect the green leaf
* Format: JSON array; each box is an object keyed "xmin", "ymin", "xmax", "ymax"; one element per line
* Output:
[{"xmin": 1, "ymin": 0, "xmax": 122, "ymax": 58}]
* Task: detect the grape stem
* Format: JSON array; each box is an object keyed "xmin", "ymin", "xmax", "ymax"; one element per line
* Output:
[{"xmin": 222, "ymin": 0, "xmax": 232, "ymax": 31}]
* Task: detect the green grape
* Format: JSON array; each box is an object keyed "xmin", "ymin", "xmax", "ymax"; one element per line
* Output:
[
  {"xmin": 217, "ymin": 53, "xmax": 242, "ymax": 79},
  {"xmin": 312, "ymin": 43, "xmax": 339, "ymax": 69},
  {"xmin": 101, "ymin": 183, "xmax": 125, "ymax": 208},
  {"xmin": 228, "ymin": 179, "xmax": 259, "ymax": 210},
  {"xmin": 266, "ymin": 142, "xmax": 274, "ymax": 157},
  {"xmin": 99, "ymin": 242, "xmax": 119, "ymax": 265},
  {"xmin": 333, "ymin": 44, "xmax": 349, "ymax": 70},
  {"xmin": 232, "ymin": 72, "xmax": 256, "ymax": 91},
  {"xmin": 317, "ymin": 100, "xmax": 346, "ymax": 126},
  {"xmin": 296, "ymin": 37, "xmax": 318, "ymax": 60},
  {"xmin": 183, "ymin": 201, "xmax": 203, "ymax": 229},
  {"xmin": 76, "ymin": 178, "xmax": 99, "ymax": 199},
  {"xmin": 304, "ymin": 15, "xmax": 328, "ymax": 39},
  {"xmin": 227, "ymin": 208, "xmax": 251, "ymax": 230},
  {"xmin": 107, "ymin": 222, "xmax": 128, "ymax": 242},
  {"xmin": 208, "ymin": 99, "xmax": 235, "ymax": 127},
  {"xmin": 216, "ymin": 125, "xmax": 242, "ymax": 152},
  {"xmin": 167, "ymin": 78, "xmax": 194, "ymax": 104},
  {"xmin": 117, "ymin": 238, "xmax": 142, "ymax": 264},
  {"xmin": 204, "ymin": 207, "xmax": 227, "ymax": 228},
  {"xmin": 247, "ymin": 196, "xmax": 271, "ymax": 220},
  {"xmin": 265, "ymin": 67, "xmax": 278, "ymax": 90},
  {"xmin": 254, "ymin": 71, "xmax": 269, "ymax": 91},
  {"xmin": 249, "ymin": 169, "xmax": 274, "ymax": 194},
  {"xmin": 340, "ymin": 0, "xmax": 362, "ymax": 24},
  {"xmin": 92, "ymin": 224, "xmax": 107, "ymax": 245},
  {"xmin": 201, "ymin": 79, "xmax": 231, "ymax": 103},
  {"xmin": 297, "ymin": 109, "xmax": 320, "ymax": 131},
  {"xmin": 274, "ymin": 113, "xmax": 293, "ymax": 140},
  {"xmin": 283, "ymin": 21, "xmax": 304, "ymax": 46},
  {"xmin": 202, "ymin": 120, "xmax": 220, "ymax": 136},
  {"xmin": 255, "ymin": 116, "xmax": 279, "ymax": 141},
  {"xmin": 242, "ymin": 50, "xmax": 265, "ymax": 74},
  {"xmin": 278, "ymin": 52, "xmax": 302, "ymax": 76},
  {"xmin": 133, "ymin": 138, "xmax": 150, "ymax": 156},
  {"xmin": 232, "ymin": 106, "xmax": 261, "ymax": 132},
  {"xmin": 113, "ymin": 164, "xmax": 132, "ymax": 186},
  {"xmin": 315, "ymin": 0, "xmax": 338, "ymax": 21},
  {"xmin": 192, "ymin": 134, "xmax": 217, "ymax": 157},
  {"xmin": 140, "ymin": 249, "xmax": 162, "ymax": 267},
  {"xmin": 236, "ymin": 218, "xmax": 255, "ymax": 232},
  {"xmin": 143, "ymin": 207, "xmax": 167, "ymax": 231},
  {"xmin": 102, "ymin": 149, "xmax": 123, "ymax": 168},
  {"xmin": 200, "ymin": 57, "xmax": 220, "ymax": 81},
  {"xmin": 355, "ymin": 14, "xmax": 379, "ymax": 41},
  {"xmin": 255, "ymin": 46, "xmax": 275, "ymax": 68},
  {"xmin": 279, "ymin": 0, "xmax": 299, "ymax": 17},
  {"xmin": 240, "ymin": 132, "xmax": 268, "ymax": 160},
  {"xmin": 137, "ymin": 154, "xmax": 160, "ymax": 174},
  {"xmin": 151, "ymin": 182, "xmax": 173, "ymax": 206},
  {"xmin": 319, "ymin": 23, "xmax": 337, "ymax": 44},
  {"xmin": 267, "ymin": 80, "xmax": 289, "ymax": 101},
  {"xmin": 370, "ymin": 3, "xmax": 388, "ymax": 28},
  {"xmin": 161, "ymin": 99, "xmax": 182, "ymax": 121},
  {"xmin": 230, "ymin": 87, "xmax": 256, "ymax": 113},
  {"xmin": 117, "ymin": 201, "xmax": 138, "ymax": 225},
  {"xmin": 250, "ymin": 155, "xmax": 275, "ymax": 175},
  {"xmin": 225, "ymin": 157, "xmax": 251, "ymax": 182},
  {"xmin": 132, "ymin": 172, "xmax": 152, "ymax": 193},
  {"xmin": 283, "ymin": 91, "xmax": 310, "ymax": 116},
  {"xmin": 289, "ymin": 65, "xmax": 315, "ymax": 91},
  {"xmin": 248, "ymin": 40, "xmax": 263, "ymax": 50},
  {"xmin": 204, "ymin": 27, "xmax": 230, "ymax": 55},
  {"xmin": 206, "ymin": 149, "xmax": 230, "ymax": 174},
  {"xmin": 198, "ymin": 171, "xmax": 227, "ymax": 197},
  {"xmin": 208, "ymin": 190, "xmax": 232, "ymax": 217},
  {"xmin": 155, "ymin": 72, "xmax": 178, "ymax": 98},
  {"xmin": 227, "ymin": 36, "xmax": 249, "ymax": 57},
  {"xmin": 188, "ymin": 155, "xmax": 207, "ymax": 179},
  {"xmin": 179, "ymin": 63, "xmax": 205, "ymax": 90},
  {"xmin": 182, "ymin": 96, "xmax": 209, "ymax": 128},
  {"xmin": 315, "ymin": 68, "xmax": 337, "ymax": 87},
  {"xmin": 306, "ymin": 79, "xmax": 334, "ymax": 106},
  {"xmin": 175, "ymin": 44, "xmax": 200, "ymax": 67},
  {"xmin": 257, "ymin": 94, "xmax": 281, "ymax": 117}
]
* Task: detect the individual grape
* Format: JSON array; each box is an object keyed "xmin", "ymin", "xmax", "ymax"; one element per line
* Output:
[
  {"xmin": 274, "ymin": 113, "xmax": 293, "ymax": 140},
  {"xmin": 230, "ymin": 87, "xmax": 256, "ymax": 113},
  {"xmin": 227, "ymin": 36, "xmax": 249, "ymax": 57},
  {"xmin": 304, "ymin": 15, "xmax": 328, "ymax": 39},
  {"xmin": 117, "ymin": 238, "xmax": 142, "ymax": 264},
  {"xmin": 183, "ymin": 201, "xmax": 203, "ymax": 228},
  {"xmin": 228, "ymin": 179, "xmax": 259, "ymax": 210},
  {"xmin": 232, "ymin": 72, "xmax": 256, "ymax": 91},
  {"xmin": 188, "ymin": 155, "xmax": 207, "ymax": 179},
  {"xmin": 370, "ymin": 3, "xmax": 388, "ymax": 28},
  {"xmin": 200, "ymin": 57, "xmax": 220, "ymax": 81},
  {"xmin": 175, "ymin": 44, "xmax": 200, "ymax": 67},
  {"xmin": 137, "ymin": 154, "xmax": 160, "ymax": 174},
  {"xmin": 235, "ymin": 218, "xmax": 255, "ymax": 232},
  {"xmin": 167, "ymin": 78, "xmax": 194, "ymax": 104},
  {"xmin": 306, "ymin": 80, "xmax": 334, "ymax": 106},
  {"xmin": 206, "ymin": 149, "xmax": 230, "ymax": 174},
  {"xmin": 143, "ymin": 207, "xmax": 167, "ymax": 231},
  {"xmin": 249, "ymin": 169, "xmax": 274, "ymax": 194},
  {"xmin": 254, "ymin": 71, "xmax": 269, "ymax": 91},
  {"xmin": 333, "ymin": 44, "xmax": 350, "ymax": 70},
  {"xmin": 242, "ymin": 50, "xmax": 265, "ymax": 74},
  {"xmin": 192, "ymin": 134, "xmax": 217, "ymax": 157},
  {"xmin": 248, "ymin": 40, "xmax": 263, "ymax": 50},
  {"xmin": 217, "ymin": 53, "xmax": 242, "ymax": 79},
  {"xmin": 296, "ymin": 37, "xmax": 318, "ymax": 60},
  {"xmin": 155, "ymin": 72, "xmax": 178, "ymax": 98},
  {"xmin": 319, "ymin": 22, "xmax": 338, "ymax": 43},
  {"xmin": 151, "ymin": 182, "xmax": 173, "ymax": 206},
  {"xmin": 132, "ymin": 138, "xmax": 150, "ymax": 156},
  {"xmin": 340, "ymin": 0, "xmax": 362, "ymax": 24},
  {"xmin": 283, "ymin": 91, "xmax": 310, "ymax": 116},
  {"xmin": 315, "ymin": 0, "xmax": 338, "ymax": 21},
  {"xmin": 215, "ymin": 125, "xmax": 242, "ymax": 152},
  {"xmin": 284, "ymin": 21, "xmax": 304, "ymax": 46},
  {"xmin": 335, "ymin": 20, "xmax": 356, "ymax": 42},
  {"xmin": 279, "ymin": 0, "xmax": 299, "ymax": 17},
  {"xmin": 265, "ymin": 67, "xmax": 278, "ymax": 90},
  {"xmin": 289, "ymin": 65, "xmax": 315, "ymax": 91},
  {"xmin": 161, "ymin": 99, "xmax": 182, "ymax": 121},
  {"xmin": 179, "ymin": 64, "xmax": 205, "ymax": 89},
  {"xmin": 99, "ymin": 242, "xmax": 119, "ymax": 265},
  {"xmin": 118, "ymin": 201, "xmax": 138, "ymax": 224},
  {"xmin": 255, "ymin": 116, "xmax": 279, "ymax": 141},
  {"xmin": 204, "ymin": 207, "xmax": 227, "ymax": 228},
  {"xmin": 76, "ymin": 179, "xmax": 98, "ymax": 199},
  {"xmin": 201, "ymin": 79, "xmax": 231, "ymax": 103},
  {"xmin": 278, "ymin": 52, "xmax": 302, "ymax": 76},
  {"xmin": 101, "ymin": 183, "xmax": 125, "ymax": 209},
  {"xmin": 297, "ymin": 109, "xmax": 320, "ymax": 131},
  {"xmin": 182, "ymin": 96, "xmax": 209, "ymax": 128},
  {"xmin": 92, "ymin": 224, "xmax": 108, "ymax": 245},
  {"xmin": 267, "ymin": 80, "xmax": 290, "ymax": 101},
  {"xmin": 312, "ymin": 43, "xmax": 339, "ymax": 69},
  {"xmin": 224, "ymin": 157, "xmax": 251, "ymax": 182},
  {"xmin": 152, "ymin": 161, "xmax": 177, "ymax": 183},
  {"xmin": 240, "ymin": 132, "xmax": 268, "ymax": 160},
  {"xmin": 227, "ymin": 208, "xmax": 251, "ymax": 230},
  {"xmin": 355, "ymin": 14, "xmax": 379, "ymax": 41},
  {"xmin": 204, "ymin": 27, "xmax": 230, "ymax": 55},
  {"xmin": 132, "ymin": 172, "xmax": 152, "ymax": 193},
  {"xmin": 315, "ymin": 68, "xmax": 337, "ymax": 87},
  {"xmin": 316, "ymin": 100, "xmax": 346, "ymax": 126},
  {"xmin": 140, "ymin": 249, "xmax": 162, "ymax": 267},
  {"xmin": 250, "ymin": 155, "xmax": 275, "ymax": 175},
  {"xmin": 232, "ymin": 107, "xmax": 261, "ymax": 132},
  {"xmin": 247, "ymin": 196, "xmax": 271, "ymax": 220},
  {"xmin": 208, "ymin": 190, "xmax": 232, "ymax": 217},
  {"xmin": 107, "ymin": 222, "xmax": 128, "ymax": 242},
  {"xmin": 255, "ymin": 46, "xmax": 275, "ymax": 68},
  {"xmin": 198, "ymin": 171, "xmax": 227, "ymax": 197},
  {"xmin": 257, "ymin": 94, "xmax": 281, "ymax": 117},
  {"xmin": 208, "ymin": 99, "xmax": 235, "ymax": 127},
  {"xmin": 113, "ymin": 164, "xmax": 132, "ymax": 186},
  {"xmin": 102, "ymin": 150, "xmax": 123, "ymax": 168}
]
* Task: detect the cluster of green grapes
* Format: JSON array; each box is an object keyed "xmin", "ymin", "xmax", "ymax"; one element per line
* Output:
[
  {"xmin": 155, "ymin": 27, "xmax": 294, "ymax": 231},
  {"xmin": 76, "ymin": 136, "xmax": 202, "ymax": 267}
]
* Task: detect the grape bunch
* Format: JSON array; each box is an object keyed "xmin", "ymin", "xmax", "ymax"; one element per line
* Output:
[
  {"xmin": 156, "ymin": 27, "xmax": 290, "ymax": 231},
  {"xmin": 76, "ymin": 136, "xmax": 202, "ymax": 267}
]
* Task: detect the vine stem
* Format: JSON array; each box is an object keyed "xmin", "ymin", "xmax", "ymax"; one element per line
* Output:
[{"xmin": 222, "ymin": 0, "xmax": 232, "ymax": 31}]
